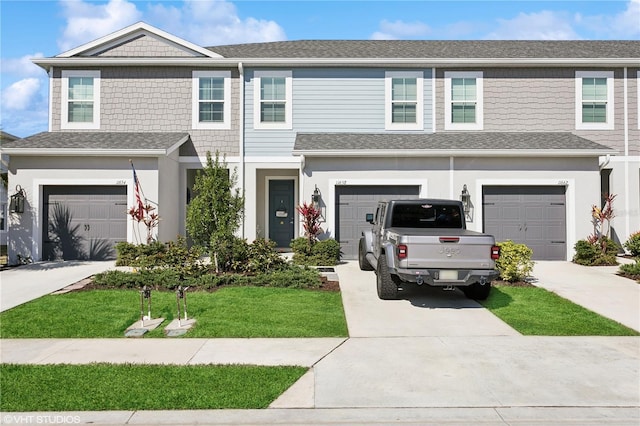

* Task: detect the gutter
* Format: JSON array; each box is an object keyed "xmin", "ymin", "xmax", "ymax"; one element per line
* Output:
[
  {"xmin": 238, "ymin": 61, "xmax": 245, "ymax": 237},
  {"xmin": 292, "ymin": 149, "xmax": 618, "ymax": 158},
  {"xmin": 0, "ymin": 149, "xmax": 171, "ymax": 157}
]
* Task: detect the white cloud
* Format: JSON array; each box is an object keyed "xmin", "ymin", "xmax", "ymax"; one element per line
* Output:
[
  {"xmin": 148, "ymin": 0, "xmax": 286, "ymax": 45},
  {"xmin": 2, "ymin": 78, "xmax": 41, "ymax": 110},
  {"xmin": 1, "ymin": 53, "xmax": 45, "ymax": 78},
  {"xmin": 486, "ymin": 10, "xmax": 580, "ymax": 40},
  {"xmin": 578, "ymin": 0, "xmax": 640, "ymax": 38},
  {"xmin": 371, "ymin": 19, "xmax": 431, "ymax": 40},
  {"xmin": 58, "ymin": 0, "xmax": 142, "ymax": 52}
]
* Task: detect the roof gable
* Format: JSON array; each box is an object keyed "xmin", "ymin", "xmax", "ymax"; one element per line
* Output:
[{"xmin": 58, "ymin": 22, "xmax": 220, "ymax": 59}]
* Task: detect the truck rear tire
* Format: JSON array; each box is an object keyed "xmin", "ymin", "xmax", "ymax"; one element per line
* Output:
[
  {"xmin": 462, "ymin": 282, "xmax": 492, "ymax": 300},
  {"xmin": 358, "ymin": 238, "xmax": 374, "ymax": 271},
  {"xmin": 376, "ymin": 255, "xmax": 398, "ymax": 300}
]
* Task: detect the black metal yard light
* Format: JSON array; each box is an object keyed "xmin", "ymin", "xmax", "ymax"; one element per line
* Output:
[{"xmin": 311, "ymin": 185, "xmax": 321, "ymax": 209}]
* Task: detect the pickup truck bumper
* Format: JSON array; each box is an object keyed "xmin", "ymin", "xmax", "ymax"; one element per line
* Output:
[{"xmin": 392, "ymin": 268, "xmax": 499, "ymax": 287}]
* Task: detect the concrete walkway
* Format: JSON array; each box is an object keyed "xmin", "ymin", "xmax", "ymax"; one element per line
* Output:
[{"xmin": 1, "ymin": 259, "xmax": 639, "ymax": 425}]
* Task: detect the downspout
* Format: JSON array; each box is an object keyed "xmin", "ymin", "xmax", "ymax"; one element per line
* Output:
[
  {"xmin": 623, "ymin": 67, "xmax": 630, "ymax": 240},
  {"xmin": 48, "ymin": 67, "xmax": 53, "ymax": 131},
  {"xmin": 238, "ymin": 62, "xmax": 245, "ymax": 237}
]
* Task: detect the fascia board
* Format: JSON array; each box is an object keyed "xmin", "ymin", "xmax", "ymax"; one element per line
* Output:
[
  {"xmin": 293, "ymin": 149, "xmax": 618, "ymax": 157},
  {"xmin": 165, "ymin": 135, "xmax": 190, "ymax": 156},
  {"xmin": 57, "ymin": 22, "xmax": 220, "ymax": 59},
  {"xmin": 0, "ymin": 149, "xmax": 168, "ymax": 157},
  {"xmin": 31, "ymin": 57, "xmax": 639, "ymax": 69}
]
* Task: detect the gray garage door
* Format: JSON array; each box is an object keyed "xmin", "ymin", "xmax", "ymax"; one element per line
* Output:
[
  {"xmin": 483, "ymin": 186, "xmax": 566, "ymax": 260},
  {"xmin": 43, "ymin": 185, "xmax": 127, "ymax": 261},
  {"xmin": 336, "ymin": 185, "xmax": 420, "ymax": 260}
]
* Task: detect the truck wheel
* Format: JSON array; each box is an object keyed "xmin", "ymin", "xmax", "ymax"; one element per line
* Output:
[
  {"xmin": 462, "ymin": 282, "xmax": 492, "ymax": 300},
  {"xmin": 358, "ymin": 238, "xmax": 374, "ymax": 271},
  {"xmin": 376, "ymin": 255, "xmax": 398, "ymax": 300}
]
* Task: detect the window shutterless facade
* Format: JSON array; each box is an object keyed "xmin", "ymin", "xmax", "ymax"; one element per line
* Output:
[
  {"xmin": 253, "ymin": 70, "xmax": 292, "ymax": 129},
  {"xmin": 385, "ymin": 71, "xmax": 424, "ymax": 130},
  {"xmin": 61, "ymin": 70, "xmax": 100, "ymax": 129},
  {"xmin": 444, "ymin": 71, "xmax": 483, "ymax": 130},
  {"xmin": 192, "ymin": 71, "xmax": 231, "ymax": 129},
  {"xmin": 575, "ymin": 71, "xmax": 614, "ymax": 130}
]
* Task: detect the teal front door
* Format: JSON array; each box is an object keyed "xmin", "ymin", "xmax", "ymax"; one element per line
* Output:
[{"xmin": 269, "ymin": 180, "xmax": 295, "ymax": 248}]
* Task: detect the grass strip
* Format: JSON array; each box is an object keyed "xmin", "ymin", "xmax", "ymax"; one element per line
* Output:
[
  {"xmin": 481, "ymin": 285, "xmax": 639, "ymax": 336},
  {"xmin": 0, "ymin": 363, "xmax": 306, "ymax": 411},
  {"xmin": 0, "ymin": 288, "xmax": 348, "ymax": 338}
]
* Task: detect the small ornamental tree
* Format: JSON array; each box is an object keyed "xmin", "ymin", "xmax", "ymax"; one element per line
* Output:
[
  {"xmin": 186, "ymin": 151, "xmax": 244, "ymax": 272},
  {"xmin": 296, "ymin": 202, "xmax": 322, "ymax": 245}
]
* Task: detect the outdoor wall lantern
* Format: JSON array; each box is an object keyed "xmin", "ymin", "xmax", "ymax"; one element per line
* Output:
[
  {"xmin": 10, "ymin": 185, "xmax": 26, "ymax": 214},
  {"xmin": 460, "ymin": 184, "xmax": 471, "ymax": 219},
  {"xmin": 311, "ymin": 186, "xmax": 321, "ymax": 209}
]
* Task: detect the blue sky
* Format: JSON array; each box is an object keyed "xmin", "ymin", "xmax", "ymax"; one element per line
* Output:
[{"xmin": 1, "ymin": 0, "xmax": 639, "ymax": 138}]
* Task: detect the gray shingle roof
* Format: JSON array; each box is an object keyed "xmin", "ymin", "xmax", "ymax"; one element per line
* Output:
[
  {"xmin": 1, "ymin": 132, "xmax": 190, "ymax": 152},
  {"xmin": 208, "ymin": 40, "xmax": 640, "ymax": 59},
  {"xmin": 293, "ymin": 132, "xmax": 615, "ymax": 154}
]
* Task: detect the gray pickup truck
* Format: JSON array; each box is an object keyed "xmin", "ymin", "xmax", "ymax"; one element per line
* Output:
[{"xmin": 359, "ymin": 199, "xmax": 500, "ymax": 300}]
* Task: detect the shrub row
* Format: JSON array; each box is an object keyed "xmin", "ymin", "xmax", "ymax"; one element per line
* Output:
[
  {"xmin": 573, "ymin": 237, "xmax": 620, "ymax": 266},
  {"xmin": 93, "ymin": 264, "xmax": 322, "ymax": 291},
  {"xmin": 290, "ymin": 238, "xmax": 341, "ymax": 266}
]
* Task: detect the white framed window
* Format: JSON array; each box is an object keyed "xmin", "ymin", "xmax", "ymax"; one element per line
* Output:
[
  {"xmin": 385, "ymin": 71, "xmax": 424, "ymax": 130},
  {"xmin": 444, "ymin": 71, "xmax": 483, "ymax": 130},
  {"xmin": 192, "ymin": 71, "xmax": 231, "ymax": 130},
  {"xmin": 61, "ymin": 70, "xmax": 100, "ymax": 129},
  {"xmin": 253, "ymin": 70, "xmax": 292, "ymax": 129},
  {"xmin": 575, "ymin": 71, "xmax": 614, "ymax": 130}
]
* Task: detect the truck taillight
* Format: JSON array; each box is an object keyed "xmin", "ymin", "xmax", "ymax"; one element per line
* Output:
[
  {"xmin": 491, "ymin": 245, "xmax": 500, "ymax": 260},
  {"xmin": 397, "ymin": 244, "xmax": 408, "ymax": 259}
]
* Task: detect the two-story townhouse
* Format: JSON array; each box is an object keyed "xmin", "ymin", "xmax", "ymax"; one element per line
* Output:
[
  {"xmin": 1, "ymin": 23, "xmax": 241, "ymax": 263},
  {"xmin": 2, "ymin": 22, "xmax": 638, "ymax": 264}
]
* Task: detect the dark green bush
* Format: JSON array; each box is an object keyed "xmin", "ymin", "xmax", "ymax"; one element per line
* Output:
[
  {"xmin": 251, "ymin": 265, "xmax": 322, "ymax": 289},
  {"xmin": 619, "ymin": 259, "xmax": 640, "ymax": 276},
  {"xmin": 573, "ymin": 237, "xmax": 619, "ymax": 266},
  {"xmin": 291, "ymin": 238, "xmax": 341, "ymax": 266},
  {"xmin": 93, "ymin": 268, "xmax": 182, "ymax": 290},
  {"xmin": 245, "ymin": 238, "xmax": 286, "ymax": 273},
  {"xmin": 495, "ymin": 240, "xmax": 534, "ymax": 282},
  {"xmin": 623, "ymin": 232, "xmax": 640, "ymax": 257},
  {"xmin": 115, "ymin": 241, "xmax": 165, "ymax": 266}
]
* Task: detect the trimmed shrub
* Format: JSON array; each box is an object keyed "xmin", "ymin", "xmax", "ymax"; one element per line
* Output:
[
  {"xmin": 115, "ymin": 241, "xmax": 165, "ymax": 266},
  {"xmin": 495, "ymin": 240, "xmax": 535, "ymax": 282},
  {"xmin": 252, "ymin": 265, "xmax": 323, "ymax": 289},
  {"xmin": 291, "ymin": 238, "xmax": 341, "ymax": 266},
  {"xmin": 623, "ymin": 231, "xmax": 640, "ymax": 257},
  {"xmin": 245, "ymin": 238, "xmax": 286, "ymax": 273},
  {"xmin": 93, "ymin": 268, "xmax": 182, "ymax": 290},
  {"xmin": 573, "ymin": 237, "xmax": 619, "ymax": 266},
  {"xmin": 619, "ymin": 258, "xmax": 640, "ymax": 276}
]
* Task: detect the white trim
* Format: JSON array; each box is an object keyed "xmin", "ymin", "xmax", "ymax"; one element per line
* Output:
[
  {"xmin": 444, "ymin": 71, "xmax": 483, "ymax": 131},
  {"xmin": 48, "ymin": 68, "xmax": 53, "ymax": 132},
  {"xmin": 253, "ymin": 70, "xmax": 292, "ymax": 130},
  {"xmin": 244, "ymin": 156, "xmax": 301, "ymax": 164},
  {"xmin": 264, "ymin": 176, "xmax": 298, "ymax": 244},
  {"xmin": 192, "ymin": 71, "xmax": 231, "ymax": 130},
  {"xmin": 475, "ymin": 179, "xmax": 574, "ymax": 261},
  {"xmin": 384, "ymin": 71, "xmax": 424, "ymax": 130},
  {"xmin": 637, "ymin": 70, "xmax": 640, "ymax": 130},
  {"xmin": 31, "ymin": 179, "xmax": 132, "ymax": 261},
  {"xmin": 326, "ymin": 178, "xmax": 428, "ymax": 239},
  {"xmin": 293, "ymin": 149, "xmax": 613, "ymax": 158},
  {"xmin": 431, "ymin": 67, "xmax": 436, "ymax": 133},
  {"xmin": 2, "ymin": 149, "xmax": 170, "ymax": 156},
  {"xmin": 61, "ymin": 70, "xmax": 101, "ymax": 130},
  {"xmin": 575, "ymin": 71, "xmax": 614, "ymax": 130},
  {"xmin": 58, "ymin": 22, "xmax": 220, "ymax": 59}
]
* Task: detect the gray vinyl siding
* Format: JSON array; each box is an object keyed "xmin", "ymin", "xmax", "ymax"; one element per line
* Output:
[
  {"xmin": 244, "ymin": 68, "xmax": 433, "ymax": 157},
  {"xmin": 436, "ymin": 68, "xmax": 629, "ymax": 154},
  {"xmin": 50, "ymin": 67, "xmax": 239, "ymax": 156}
]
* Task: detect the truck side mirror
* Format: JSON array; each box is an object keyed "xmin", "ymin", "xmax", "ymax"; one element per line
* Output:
[{"xmin": 366, "ymin": 213, "xmax": 374, "ymax": 224}]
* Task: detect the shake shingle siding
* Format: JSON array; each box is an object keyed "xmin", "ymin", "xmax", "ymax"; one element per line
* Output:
[
  {"xmin": 51, "ymin": 66, "xmax": 239, "ymax": 156},
  {"xmin": 93, "ymin": 34, "xmax": 197, "ymax": 57}
]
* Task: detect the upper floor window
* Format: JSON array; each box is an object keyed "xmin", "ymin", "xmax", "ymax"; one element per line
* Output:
[
  {"xmin": 61, "ymin": 70, "xmax": 100, "ymax": 129},
  {"xmin": 192, "ymin": 71, "xmax": 231, "ymax": 129},
  {"xmin": 385, "ymin": 71, "xmax": 424, "ymax": 130},
  {"xmin": 254, "ymin": 70, "xmax": 292, "ymax": 129},
  {"xmin": 575, "ymin": 71, "xmax": 614, "ymax": 130},
  {"xmin": 444, "ymin": 71, "xmax": 483, "ymax": 130}
]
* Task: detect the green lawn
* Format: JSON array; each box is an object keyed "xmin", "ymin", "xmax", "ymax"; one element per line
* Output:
[
  {"xmin": 0, "ymin": 364, "xmax": 306, "ymax": 411},
  {"xmin": 481, "ymin": 285, "xmax": 639, "ymax": 336},
  {"xmin": 0, "ymin": 287, "xmax": 348, "ymax": 338}
]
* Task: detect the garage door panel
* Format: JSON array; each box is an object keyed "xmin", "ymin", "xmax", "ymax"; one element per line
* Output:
[
  {"xmin": 337, "ymin": 185, "xmax": 420, "ymax": 260},
  {"xmin": 43, "ymin": 185, "xmax": 127, "ymax": 261},
  {"xmin": 483, "ymin": 185, "xmax": 566, "ymax": 261}
]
